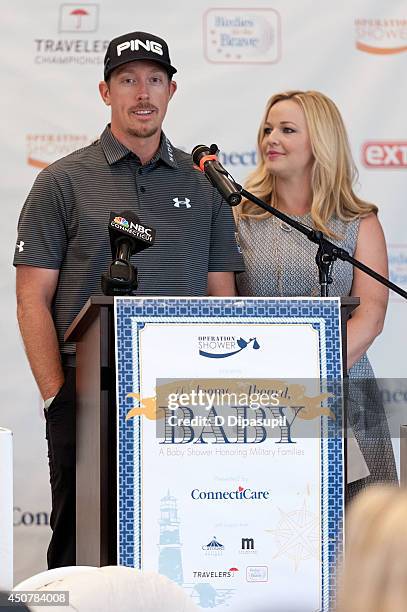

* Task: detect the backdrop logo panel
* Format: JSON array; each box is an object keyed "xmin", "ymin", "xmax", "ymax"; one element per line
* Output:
[
  {"xmin": 58, "ymin": 3, "xmax": 99, "ymax": 32},
  {"xmin": 355, "ymin": 18, "xmax": 407, "ymax": 54},
  {"xmin": 204, "ymin": 8, "xmax": 281, "ymax": 64},
  {"xmin": 33, "ymin": 5, "xmax": 108, "ymax": 66},
  {"xmin": 13, "ymin": 506, "xmax": 50, "ymax": 527},
  {"xmin": 26, "ymin": 134, "xmax": 94, "ymax": 169},
  {"xmin": 362, "ymin": 141, "xmax": 407, "ymax": 168},
  {"xmin": 388, "ymin": 244, "xmax": 407, "ymax": 301}
]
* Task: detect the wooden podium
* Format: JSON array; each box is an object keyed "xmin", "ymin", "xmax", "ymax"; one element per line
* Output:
[{"xmin": 65, "ymin": 296, "xmax": 359, "ymax": 567}]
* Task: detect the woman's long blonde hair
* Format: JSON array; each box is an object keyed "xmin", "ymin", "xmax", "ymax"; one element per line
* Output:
[
  {"xmin": 237, "ymin": 90, "xmax": 377, "ymax": 236},
  {"xmin": 336, "ymin": 485, "xmax": 407, "ymax": 612}
]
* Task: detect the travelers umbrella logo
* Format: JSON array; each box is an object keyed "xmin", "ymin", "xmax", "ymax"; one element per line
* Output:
[
  {"xmin": 355, "ymin": 18, "xmax": 407, "ymax": 54},
  {"xmin": 59, "ymin": 4, "xmax": 99, "ymax": 33}
]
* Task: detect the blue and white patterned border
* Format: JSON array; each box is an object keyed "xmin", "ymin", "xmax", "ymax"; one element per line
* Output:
[{"xmin": 114, "ymin": 297, "xmax": 343, "ymax": 610}]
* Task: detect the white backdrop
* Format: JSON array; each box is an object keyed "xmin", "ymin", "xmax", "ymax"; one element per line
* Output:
[{"xmin": 1, "ymin": 0, "xmax": 406, "ymax": 583}]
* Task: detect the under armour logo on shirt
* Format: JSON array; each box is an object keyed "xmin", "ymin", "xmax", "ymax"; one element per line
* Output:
[
  {"xmin": 16, "ymin": 240, "xmax": 24, "ymax": 253},
  {"xmin": 173, "ymin": 197, "xmax": 191, "ymax": 208}
]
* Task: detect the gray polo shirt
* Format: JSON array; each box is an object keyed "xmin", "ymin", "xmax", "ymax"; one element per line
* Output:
[{"xmin": 14, "ymin": 126, "xmax": 244, "ymax": 354}]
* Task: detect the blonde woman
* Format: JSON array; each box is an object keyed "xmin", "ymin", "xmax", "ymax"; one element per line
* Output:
[
  {"xmin": 235, "ymin": 90, "xmax": 397, "ymax": 497},
  {"xmin": 337, "ymin": 485, "xmax": 407, "ymax": 612}
]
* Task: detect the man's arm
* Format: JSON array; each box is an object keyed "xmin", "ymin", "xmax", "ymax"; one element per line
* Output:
[
  {"xmin": 16, "ymin": 265, "xmax": 64, "ymax": 401},
  {"xmin": 207, "ymin": 271, "xmax": 236, "ymax": 296}
]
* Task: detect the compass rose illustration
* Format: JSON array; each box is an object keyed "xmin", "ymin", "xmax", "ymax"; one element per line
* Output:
[{"xmin": 266, "ymin": 500, "xmax": 319, "ymax": 570}]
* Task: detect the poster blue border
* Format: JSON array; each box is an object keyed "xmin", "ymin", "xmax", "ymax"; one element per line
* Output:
[{"xmin": 115, "ymin": 297, "xmax": 343, "ymax": 610}]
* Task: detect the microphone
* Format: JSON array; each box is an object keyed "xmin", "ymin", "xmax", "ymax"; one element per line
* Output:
[
  {"xmin": 101, "ymin": 210, "xmax": 156, "ymax": 295},
  {"xmin": 192, "ymin": 144, "xmax": 242, "ymax": 206}
]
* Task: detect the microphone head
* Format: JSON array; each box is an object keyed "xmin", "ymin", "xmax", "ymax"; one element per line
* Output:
[
  {"xmin": 108, "ymin": 210, "xmax": 155, "ymax": 256},
  {"xmin": 191, "ymin": 144, "xmax": 210, "ymax": 166}
]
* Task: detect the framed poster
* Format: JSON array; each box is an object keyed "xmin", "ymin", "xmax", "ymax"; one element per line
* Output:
[{"xmin": 115, "ymin": 297, "xmax": 344, "ymax": 611}]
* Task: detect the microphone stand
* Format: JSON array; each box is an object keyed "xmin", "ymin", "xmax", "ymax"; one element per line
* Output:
[
  {"xmin": 214, "ymin": 165, "xmax": 407, "ymax": 299},
  {"xmin": 237, "ymin": 185, "xmax": 407, "ymax": 299}
]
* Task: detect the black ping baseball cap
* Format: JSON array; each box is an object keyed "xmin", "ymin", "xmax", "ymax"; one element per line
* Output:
[{"xmin": 104, "ymin": 31, "xmax": 177, "ymax": 81}]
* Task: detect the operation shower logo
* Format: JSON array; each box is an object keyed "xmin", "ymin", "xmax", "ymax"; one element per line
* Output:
[
  {"xmin": 26, "ymin": 133, "xmax": 93, "ymax": 169},
  {"xmin": 355, "ymin": 18, "xmax": 407, "ymax": 54},
  {"xmin": 204, "ymin": 8, "xmax": 281, "ymax": 64},
  {"xmin": 198, "ymin": 335, "xmax": 260, "ymax": 359}
]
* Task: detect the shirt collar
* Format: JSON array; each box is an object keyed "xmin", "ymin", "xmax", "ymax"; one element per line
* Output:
[{"xmin": 100, "ymin": 125, "xmax": 178, "ymax": 169}]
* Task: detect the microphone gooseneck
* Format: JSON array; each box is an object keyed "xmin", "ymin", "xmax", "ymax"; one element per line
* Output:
[{"xmin": 192, "ymin": 144, "xmax": 242, "ymax": 206}]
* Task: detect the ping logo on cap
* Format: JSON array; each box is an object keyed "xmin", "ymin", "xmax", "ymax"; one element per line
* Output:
[{"xmin": 116, "ymin": 39, "xmax": 164, "ymax": 57}]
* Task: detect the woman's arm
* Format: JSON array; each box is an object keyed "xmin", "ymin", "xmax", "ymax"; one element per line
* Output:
[{"xmin": 347, "ymin": 213, "xmax": 389, "ymax": 370}]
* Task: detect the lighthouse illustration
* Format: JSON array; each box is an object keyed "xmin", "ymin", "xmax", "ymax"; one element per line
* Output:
[{"xmin": 158, "ymin": 491, "xmax": 184, "ymax": 585}]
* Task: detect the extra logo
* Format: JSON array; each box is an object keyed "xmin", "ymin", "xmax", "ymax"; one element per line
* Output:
[
  {"xmin": 59, "ymin": 4, "xmax": 99, "ymax": 32},
  {"xmin": 355, "ymin": 18, "xmax": 407, "ymax": 55},
  {"xmin": 173, "ymin": 197, "xmax": 191, "ymax": 209},
  {"xmin": 204, "ymin": 8, "xmax": 281, "ymax": 64},
  {"xmin": 198, "ymin": 335, "xmax": 260, "ymax": 359},
  {"xmin": 16, "ymin": 241, "xmax": 24, "ymax": 253},
  {"xmin": 362, "ymin": 142, "xmax": 407, "ymax": 168}
]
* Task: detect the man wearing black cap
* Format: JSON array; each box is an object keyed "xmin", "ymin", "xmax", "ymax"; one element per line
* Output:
[{"xmin": 14, "ymin": 31, "xmax": 244, "ymax": 568}]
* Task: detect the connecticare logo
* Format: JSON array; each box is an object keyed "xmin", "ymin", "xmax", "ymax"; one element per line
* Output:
[
  {"xmin": 388, "ymin": 244, "xmax": 407, "ymax": 301},
  {"xmin": 26, "ymin": 134, "xmax": 93, "ymax": 169},
  {"xmin": 14, "ymin": 507, "xmax": 49, "ymax": 527},
  {"xmin": 362, "ymin": 142, "xmax": 407, "ymax": 168},
  {"xmin": 204, "ymin": 8, "xmax": 281, "ymax": 64},
  {"xmin": 191, "ymin": 486, "xmax": 270, "ymax": 501},
  {"xmin": 198, "ymin": 336, "xmax": 260, "ymax": 359},
  {"xmin": 355, "ymin": 18, "xmax": 407, "ymax": 54}
]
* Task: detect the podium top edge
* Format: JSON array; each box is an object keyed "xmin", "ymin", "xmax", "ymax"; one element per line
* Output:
[{"xmin": 64, "ymin": 295, "xmax": 359, "ymax": 343}]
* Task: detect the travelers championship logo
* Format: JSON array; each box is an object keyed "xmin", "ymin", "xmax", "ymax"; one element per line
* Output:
[
  {"xmin": 355, "ymin": 18, "xmax": 407, "ymax": 54},
  {"xmin": 198, "ymin": 335, "xmax": 260, "ymax": 358},
  {"xmin": 204, "ymin": 8, "xmax": 281, "ymax": 64},
  {"xmin": 59, "ymin": 4, "xmax": 99, "ymax": 32},
  {"xmin": 33, "ymin": 3, "xmax": 108, "ymax": 65}
]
